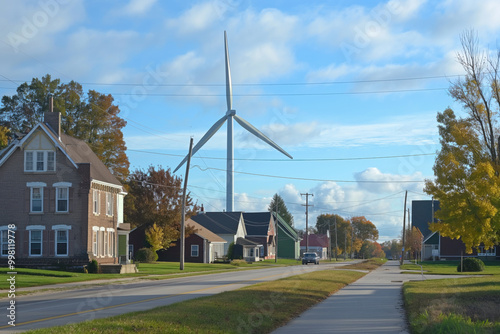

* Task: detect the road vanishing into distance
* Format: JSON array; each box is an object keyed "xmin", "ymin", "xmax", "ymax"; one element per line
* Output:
[{"xmin": 1, "ymin": 262, "xmax": 356, "ymax": 333}]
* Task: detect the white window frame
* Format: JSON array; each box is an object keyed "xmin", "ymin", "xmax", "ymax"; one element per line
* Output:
[
  {"xmin": 92, "ymin": 228, "xmax": 98, "ymax": 256},
  {"xmin": 99, "ymin": 227, "xmax": 105, "ymax": 257},
  {"xmin": 191, "ymin": 244, "xmax": 199, "ymax": 257},
  {"xmin": 27, "ymin": 225, "xmax": 45, "ymax": 257},
  {"xmin": 55, "ymin": 230, "xmax": 68, "ymax": 256},
  {"xmin": 0, "ymin": 230, "xmax": 8, "ymax": 256},
  {"xmin": 56, "ymin": 187, "xmax": 69, "ymax": 213},
  {"xmin": 28, "ymin": 182, "xmax": 46, "ymax": 213},
  {"xmin": 104, "ymin": 230, "xmax": 108, "ymax": 257},
  {"xmin": 24, "ymin": 150, "xmax": 56, "ymax": 172},
  {"xmin": 93, "ymin": 190, "xmax": 100, "ymax": 215},
  {"xmin": 107, "ymin": 228, "xmax": 115, "ymax": 257},
  {"xmin": 106, "ymin": 192, "xmax": 113, "ymax": 216}
]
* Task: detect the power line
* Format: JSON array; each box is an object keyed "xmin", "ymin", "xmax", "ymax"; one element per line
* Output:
[
  {"xmin": 105, "ymin": 87, "xmax": 448, "ymax": 97},
  {"xmin": 128, "ymin": 149, "xmax": 436, "ymax": 162},
  {"xmin": 0, "ymin": 73, "xmax": 464, "ymax": 87},
  {"xmin": 191, "ymin": 165, "xmax": 426, "ymax": 184}
]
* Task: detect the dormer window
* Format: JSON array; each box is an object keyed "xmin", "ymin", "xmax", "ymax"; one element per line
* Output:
[{"xmin": 25, "ymin": 150, "xmax": 56, "ymax": 172}]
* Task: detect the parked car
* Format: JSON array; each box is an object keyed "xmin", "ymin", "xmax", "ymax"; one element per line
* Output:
[{"xmin": 302, "ymin": 252, "xmax": 319, "ymax": 265}]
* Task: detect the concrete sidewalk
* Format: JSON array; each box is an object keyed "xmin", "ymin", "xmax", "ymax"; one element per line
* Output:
[{"xmin": 272, "ymin": 260, "xmax": 458, "ymax": 334}]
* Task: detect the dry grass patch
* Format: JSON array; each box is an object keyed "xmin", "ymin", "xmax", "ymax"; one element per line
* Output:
[{"xmin": 404, "ymin": 276, "xmax": 500, "ymax": 333}]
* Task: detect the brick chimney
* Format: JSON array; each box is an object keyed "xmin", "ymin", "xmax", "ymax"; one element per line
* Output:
[{"xmin": 44, "ymin": 94, "xmax": 61, "ymax": 139}]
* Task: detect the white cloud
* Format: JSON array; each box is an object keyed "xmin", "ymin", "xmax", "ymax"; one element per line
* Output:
[
  {"xmin": 354, "ymin": 167, "xmax": 424, "ymax": 193},
  {"xmin": 122, "ymin": 0, "xmax": 157, "ymax": 16}
]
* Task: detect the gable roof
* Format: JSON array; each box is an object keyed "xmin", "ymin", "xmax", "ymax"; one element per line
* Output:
[
  {"xmin": 186, "ymin": 218, "xmax": 226, "ymax": 243},
  {"xmin": 300, "ymin": 234, "xmax": 329, "ymax": 247},
  {"xmin": 190, "ymin": 212, "xmax": 244, "ymax": 235},
  {"xmin": 60, "ymin": 133, "xmax": 122, "ymax": 187},
  {"xmin": 0, "ymin": 119, "xmax": 122, "ymax": 189},
  {"xmin": 272, "ymin": 212, "xmax": 299, "ymax": 240},
  {"xmin": 242, "ymin": 212, "xmax": 273, "ymax": 236}
]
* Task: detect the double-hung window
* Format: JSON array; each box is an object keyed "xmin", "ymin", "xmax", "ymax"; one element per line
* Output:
[
  {"xmin": 54, "ymin": 182, "xmax": 71, "ymax": 213},
  {"xmin": 53, "ymin": 225, "xmax": 71, "ymax": 257},
  {"xmin": 93, "ymin": 190, "xmax": 100, "ymax": 215},
  {"xmin": 92, "ymin": 229, "xmax": 98, "ymax": 256},
  {"xmin": 191, "ymin": 245, "xmax": 199, "ymax": 257},
  {"xmin": 56, "ymin": 230, "xmax": 68, "ymax": 256},
  {"xmin": 0, "ymin": 230, "xmax": 8, "ymax": 256},
  {"xmin": 28, "ymin": 182, "xmax": 46, "ymax": 213},
  {"xmin": 25, "ymin": 151, "xmax": 55, "ymax": 172},
  {"xmin": 56, "ymin": 187, "xmax": 68, "ymax": 212},
  {"xmin": 27, "ymin": 226, "xmax": 45, "ymax": 256},
  {"xmin": 106, "ymin": 192, "xmax": 113, "ymax": 216}
]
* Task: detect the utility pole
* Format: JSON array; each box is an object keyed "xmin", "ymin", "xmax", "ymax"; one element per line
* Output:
[
  {"xmin": 180, "ymin": 138, "xmax": 194, "ymax": 271},
  {"xmin": 335, "ymin": 216, "xmax": 338, "ymax": 261},
  {"xmin": 301, "ymin": 193, "xmax": 313, "ymax": 252},
  {"xmin": 344, "ymin": 229, "xmax": 347, "ymax": 260},
  {"xmin": 400, "ymin": 190, "xmax": 407, "ymax": 266},
  {"xmin": 275, "ymin": 197, "xmax": 279, "ymax": 263}
]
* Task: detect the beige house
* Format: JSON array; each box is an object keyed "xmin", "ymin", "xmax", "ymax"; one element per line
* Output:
[{"xmin": 0, "ymin": 107, "xmax": 130, "ymax": 267}]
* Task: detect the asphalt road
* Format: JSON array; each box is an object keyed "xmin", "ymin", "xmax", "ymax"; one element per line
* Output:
[{"xmin": 0, "ymin": 262, "xmax": 351, "ymax": 333}]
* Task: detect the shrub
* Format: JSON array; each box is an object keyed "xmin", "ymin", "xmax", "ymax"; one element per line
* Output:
[
  {"xmin": 135, "ymin": 247, "xmax": 158, "ymax": 263},
  {"xmin": 230, "ymin": 259, "xmax": 248, "ymax": 266},
  {"xmin": 227, "ymin": 242, "xmax": 235, "ymax": 260},
  {"xmin": 87, "ymin": 259, "xmax": 99, "ymax": 273},
  {"xmin": 457, "ymin": 258, "xmax": 485, "ymax": 272}
]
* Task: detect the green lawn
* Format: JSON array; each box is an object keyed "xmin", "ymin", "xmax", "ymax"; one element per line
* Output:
[
  {"xmin": 403, "ymin": 260, "xmax": 500, "ymax": 333},
  {"xmin": 401, "ymin": 260, "xmax": 500, "ymax": 275},
  {"xmin": 26, "ymin": 265, "xmax": 373, "ymax": 334}
]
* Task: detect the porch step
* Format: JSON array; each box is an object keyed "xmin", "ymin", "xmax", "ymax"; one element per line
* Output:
[{"xmin": 100, "ymin": 264, "xmax": 138, "ymax": 274}]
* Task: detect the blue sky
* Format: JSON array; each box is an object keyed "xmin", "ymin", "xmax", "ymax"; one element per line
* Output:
[{"xmin": 2, "ymin": 0, "xmax": 500, "ymax": 242}]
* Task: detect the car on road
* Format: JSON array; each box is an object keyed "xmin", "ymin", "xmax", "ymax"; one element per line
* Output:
[{"xmin": 302, "ymin": 252, "xmax": 320, "ymax": 265}]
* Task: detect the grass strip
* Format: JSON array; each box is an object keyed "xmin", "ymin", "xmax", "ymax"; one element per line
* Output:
[
  {"xmin": 404, "ymin": 275, "xmax": 500, "ymax": 333},
  {"xmin": 26, "ymin": 267, "xmax": 372, "ymax": 333},
  {"xmin": 401, "ymin": 260, "xmax": 500, "ymax": 275}
]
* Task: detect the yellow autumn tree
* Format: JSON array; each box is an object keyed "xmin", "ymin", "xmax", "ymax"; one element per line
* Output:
[
  {"xmin": 0, "ymin": 125, "xmax": 8, "ymax": 149},
  {"xmin": 145, "ymin": 223, "xmax": 165, "ymax": 253},
  {"xmin": 425, "ymin": 31, "xmax": 500, "ymax": 252}
]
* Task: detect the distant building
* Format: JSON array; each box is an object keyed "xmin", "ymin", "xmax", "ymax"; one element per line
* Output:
[
  {"xmin": 300, "ymin": 234, "xmax": 328, "ymax": 259},
  {"xmin": 412, "ymin": 200, "xmax": 499, "ymax": 260}
]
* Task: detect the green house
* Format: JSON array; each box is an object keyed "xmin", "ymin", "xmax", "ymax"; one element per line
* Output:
[{"xmin": 273, "ymin": 212, "xmax": 300, "ymax": 259}]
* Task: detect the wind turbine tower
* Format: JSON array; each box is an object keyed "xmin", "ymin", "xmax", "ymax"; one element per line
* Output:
[{"xmin": 174, "ymin": 31, "xmax": 293, "ymax": 212}]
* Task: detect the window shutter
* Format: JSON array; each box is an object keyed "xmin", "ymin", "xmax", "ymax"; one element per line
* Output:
[
  {"xmin": 25, "ymin": 188, "xmax": 30, "ymax": 212},
  {"xmin": 49, "ymin": 188, "xmax": 55, "ymax": 213},
  {"xmin": 48, "ymin": 230, "xmax": 55, "ymax": 256},
  {"xmin": 43, "ymin": 230, "xmax": 49, "ymax": 256},
  {"xmin": 69, "ymin": 188, "xmax": 74, "ymax": 213},
  {"xmin": 23, "ymin": 230, "xmax": 29, "ymax": 256},
  {"xmin": 44, "ymin": 188, "xmax": 49, "ymax": 213}
]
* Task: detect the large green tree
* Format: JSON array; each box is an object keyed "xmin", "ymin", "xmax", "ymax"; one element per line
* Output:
[
  {"xmin": 0, "ymin": 74, "xmax": 129, "ymax": 180},
  {"xmin": 125, "ymin": 166, "xmax": 199, "ymax": 244},
  {"xmin": 316, "ymin": 213, "xmax": 351, "ymax": 256},
  {"xmin": 268, "ymin": 193, "xmax": 294, "ymax": 227},
  {"xmin": 425, "ymin": 31, "xmax": 500, "ymax": 252}
]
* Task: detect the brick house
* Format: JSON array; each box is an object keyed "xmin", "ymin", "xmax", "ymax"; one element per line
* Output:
[{"xmin": 0, "ymin": 107, "xmax": 130, "ymax": 267}]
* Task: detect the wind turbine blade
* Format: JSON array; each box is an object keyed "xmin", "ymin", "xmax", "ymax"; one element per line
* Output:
[
  {"xmin": 224, "ymin": 31, "xmax": 232, "ymax": 112},
  {"xmin": 173, "ymin": 115, "xmax": 229, "ymax": 173},
  {"xmin": 234, "ymin": 114, "xmax": 293, "ymax": 159}
]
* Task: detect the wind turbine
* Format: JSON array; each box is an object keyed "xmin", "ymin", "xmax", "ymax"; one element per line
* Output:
[{"xmin": 174, "ymin": 31, "xmax": 293, "ymax": 212}]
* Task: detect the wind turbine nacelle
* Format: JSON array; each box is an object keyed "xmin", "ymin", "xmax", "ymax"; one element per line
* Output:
[{"xmin": 226, "ymin": 110, "xmax": 236, "ymax": 116}]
